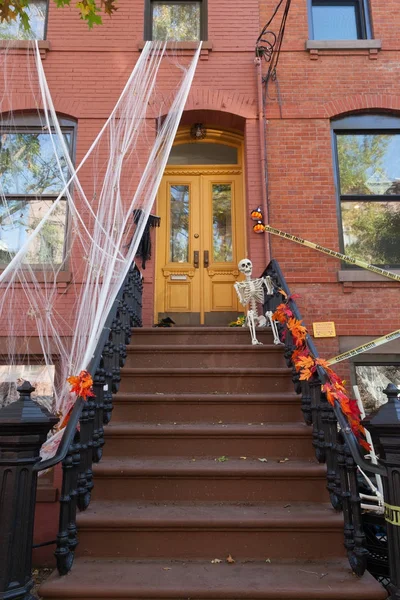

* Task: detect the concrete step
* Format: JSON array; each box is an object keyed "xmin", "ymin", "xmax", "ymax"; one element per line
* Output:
[
  {"xmin": 40, "ymin": 557, "xmax": 388, "ymax": 600},
  {"xmin": 92, "ymin": 457, "xmax": 329, "ymax": 503},
  {"xmin": 111, "ymin": 392, "xmax": 303, "ymax": 423},
  {"xmin": 130, "ymin": 327, "xmax": 276, "ymax": 346},
  {"xmin": 118, "ymin": 368, "xmax": 294, "ymax": 394},
  {"xmin": 102, "ymin": 422, "xmax": 313, "ymax": 458},
  {"xmin": 75, "ymin": 502, "xmax": 346, "ymax": 560},
  {"xmin": 125, "ymin": 345, "xmax": 286, "ymax": 368}
]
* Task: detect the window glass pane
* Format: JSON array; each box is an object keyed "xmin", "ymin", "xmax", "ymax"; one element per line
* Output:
[
  {"xmin": 0, "ymin": 1, "xmax": 47, "ymax": 40},
  {"xmin": 337, "ymin": 134, "xmax": 400, "ymax": 196},
  {"xmin": 0, "ymin": 199, "xmax": 67, "ymax": 265},
  {"xmin": 355, "ymin": 364, "xmax": 400, "ymax": 413},
  {"xmin": 0, "ymin": 364, "xmax": 55, "ymax": 410},
  {"xmin": 152, "ymin": 2, "xmax": 200, "ymax": 41},
  {"xmin": 168, "ymin": 143, "xmax": 238, "ymax": 165},
  {"xmin": 312, "ymin": 2, "xmax": 359, "ymax": 40},
  {"xmin": 213, "ymin": 184, "xmax": 232, "ymax": 262},
  {"xmin": 0, "ymin": 132, "xmax": 71, "ymax": 196},
  {"xmin": 341, "ymin": 201, "xmax": 400, "ymax": 265},
  {"xmin": 170, "ymin": 184, "xmax": 189, "ymax": 262}
]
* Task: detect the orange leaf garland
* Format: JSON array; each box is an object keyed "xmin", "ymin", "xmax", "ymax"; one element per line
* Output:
[
  {"xmin": 272, "ymin": 289, "xmax": 370, "ymax": 451},
  {"xmin": 67, "ymin": 370, "xmax": 95, "ymax": 400}
]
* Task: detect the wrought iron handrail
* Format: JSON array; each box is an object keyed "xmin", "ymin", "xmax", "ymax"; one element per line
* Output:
[
  {"xmin": 263, "ymin": 259, "xmax": 386, "ymax": 477},
  {"xmin": 38, "ymin": 262, "xmax": 143, "ymax": 573},
  {"xmin": 36, "ymin": 288, "xmax": 132, "ymax": 473},
  {"xmin": 262, "ymin": 258, "xmax": 388, "ymax": 578}
]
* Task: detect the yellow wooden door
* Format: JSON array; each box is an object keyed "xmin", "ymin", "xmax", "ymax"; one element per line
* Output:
[{"xmin": 155, "ymin": 169, "xmax": 245, "ymax": 325}]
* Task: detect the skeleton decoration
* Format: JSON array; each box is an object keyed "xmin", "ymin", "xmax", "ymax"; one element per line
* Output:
[{"xmin": 234, "ymin": 258, "xmax": 282, "ymax": 346}]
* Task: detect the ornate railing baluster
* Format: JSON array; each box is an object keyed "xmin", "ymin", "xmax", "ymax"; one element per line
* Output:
[
  {"xmin": 92, "ymin": 364, "xmax": 106, "ymax": 463},
  {"xmin": 55, "ymin": 431, "xmax": 81, "ymax": 576},
  {"xmin": 345, "ymin": 441, "xmax": 369, "ymax": 576}
]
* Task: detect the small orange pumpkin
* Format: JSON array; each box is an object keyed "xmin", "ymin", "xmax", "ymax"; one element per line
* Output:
[
  {"xmin": 251, "ymin": 207, "xmax": 263, "ymax": 221},
  {"xmin": 253, "ymin": 220, "xmax": 265, "ymax": 234}
]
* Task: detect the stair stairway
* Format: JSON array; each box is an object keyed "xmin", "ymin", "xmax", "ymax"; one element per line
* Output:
[{"xmin": 40, "ymin": 327, "xmax": 387, "ymax": 600}]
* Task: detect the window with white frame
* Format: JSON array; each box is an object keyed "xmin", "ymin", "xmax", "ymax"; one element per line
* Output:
[
  {"xmin": 332, "ymin": 115, "xmax": 400, "ymax": 268},
  {"xmin": 145, "ymin": 0, "xmax": 207, "ymax": 41},
  {"xmin": 309, "ymin": 0, "xmax": 371, "ymax": 40},
  {"xmin": 0, "ymin": 1, "xmax": 49, "ymax": 41},
  {"xmin": 0, "ymin": 114, "xmax": 75, "ymax": 267}
]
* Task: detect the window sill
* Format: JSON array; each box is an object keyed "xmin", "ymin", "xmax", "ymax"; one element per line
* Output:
[
  {"xmin": 0, "ymin": 39, "xmax": 50, "ymax": 58},
  {"xmin": 338, "ymin": 269, "xmax": 400, "ymax": 283},
  {"xmin": 0, "ymin": 270, "xmax": 71, "ymax": 287},
  {"xmin": 138, "ymin": 40, "xmax": 212, "ymax": 59},
  {"xmin": 306, "ymin": 39, "xmax": 381, "ymax": 60}
]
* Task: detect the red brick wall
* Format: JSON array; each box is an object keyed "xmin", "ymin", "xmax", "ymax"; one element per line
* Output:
[{"xmin": 1, "ymin": 0, "xmax": 399, "ymax": 341}]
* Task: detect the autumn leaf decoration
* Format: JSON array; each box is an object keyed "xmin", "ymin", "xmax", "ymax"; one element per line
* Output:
[
  {"xmin": 67, "ymin": 370, "xmax": 95, "ymax": 400},
  {"xmin": 271, "ymin": 295, "xmax": 370, "ymax": 451}
]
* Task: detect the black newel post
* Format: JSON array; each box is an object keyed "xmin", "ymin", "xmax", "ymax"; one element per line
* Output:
[
  {"xmin": 363, "ymin": 383, "xmax": 400, "ymax": 600},
  {"xmin": 0, "ymin": 381, "xmax": 58, "ymax": 600}
]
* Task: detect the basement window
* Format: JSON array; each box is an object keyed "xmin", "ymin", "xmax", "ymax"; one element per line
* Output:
[
  {"xmin": 0, "ymin": 1, "xmax": 48, "ymax": 41},
  {"xmin": 309, "ymin": 0, "xmax": 371, "ymax": 40}
]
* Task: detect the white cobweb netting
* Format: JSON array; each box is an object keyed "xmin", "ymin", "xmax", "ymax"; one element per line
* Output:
[{"xmin": 0, "ymin": 40, "xmax": 202, "ymax": 459}]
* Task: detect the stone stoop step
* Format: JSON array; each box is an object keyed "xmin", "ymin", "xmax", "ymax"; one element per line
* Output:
[{"xmin": 39, "ymin": 327, "xmax": 388, "ymax": 600}]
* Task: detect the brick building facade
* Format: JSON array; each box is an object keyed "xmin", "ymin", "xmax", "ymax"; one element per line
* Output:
[{"xmin": 0, "ymin": 0, "xmax": 399, "ymax": 408}]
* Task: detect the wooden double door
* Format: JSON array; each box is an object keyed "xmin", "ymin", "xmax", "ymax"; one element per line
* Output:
[{"xmin": 155, "ymin": 168, "xmax": 246, "ymax": 325}]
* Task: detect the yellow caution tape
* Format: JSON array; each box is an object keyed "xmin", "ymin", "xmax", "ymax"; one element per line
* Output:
[
  {"xmin": 327, "ymin": 329, "xmax": 400, "ymax": 365},
  {"xmin": 265, "ymin": 225, "xmax": 400, "ymax": 282},
  {"xmin": 384, "ymin": 502, "xmax": 400, "ymax": 526}
]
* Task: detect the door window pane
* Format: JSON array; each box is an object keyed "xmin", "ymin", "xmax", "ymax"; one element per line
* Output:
[
  {"xmin": 212, "ymin": 184, "xmax": 232, "ymax": 263},
  {"xmin": 170, "ymin": 184, "xmax": 189, "ymax": 262},
  {"xmin": 312, "ymin": 2, "xmax": 360, "ymax": 40},
  {"xmin": 0, "ymin": 0, "xmax": 47, "ymax": 40},
  {"xmin": 152, "ymin": 2, "xmax": 200, "ymax": 41},
  {"xmin": 0, "ymin": 132, "xmax": 71, "ymax": 195},
  {"xmin": 168, "ymin": 143, "xmax": 238, "ymax": 165},
  {"xmin": 341, "ymin": 201, "xmax": 400, "ymax": 265},
  {"xmin": 0, "ymin": 199, "xmax": 67, "ymax": 265},
  {"xmin": 337, "ymin": 134, "xmax": 400, "ymax": 196}
]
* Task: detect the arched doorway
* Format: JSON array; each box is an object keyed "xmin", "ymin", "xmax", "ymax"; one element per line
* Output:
[{"xmin": 155, "ymin": 128, "xmax": 246, "ymax": 326}]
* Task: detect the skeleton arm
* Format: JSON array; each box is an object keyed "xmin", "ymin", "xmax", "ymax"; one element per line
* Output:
[{"xmin": 234, "ymin": 281, "xmax": 250, "ymax": 306}]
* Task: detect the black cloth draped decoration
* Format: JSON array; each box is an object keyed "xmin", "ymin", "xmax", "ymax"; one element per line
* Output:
[{"xmin": 129, "ymin": 209, "xmax": 161, "ymax": 269}]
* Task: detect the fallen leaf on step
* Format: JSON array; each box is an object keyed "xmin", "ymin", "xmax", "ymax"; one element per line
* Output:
[
  {"xmin": 226, "ymin": 554, "xmax": 235, "ymax": 564},
  {"xmin": 283, "ymin": 504, "xmax": 291, "ymax": 508},
  {"xmin": 258, "ymin": 458, "xmax": 268, "ymax": 463},
  {"xmin": 278, "ymin": 458, "xmax": 289, "ymax": 463},
  {"xmin": 265, "ymin": 559, "xmax": 271, "ymax": 563},
  {"xmin": 240, "ymin": 456, "xmax": 247, "ymax": 460},
  {"xmin": 211, "ymin": 558, "xmax": 222, "ymax": 564},
  {"xmin": 216, "ymin": 456, "xmax": 228, "ymax": 462},
  {"xmin": 162, "ymin": 567, "xmax": 171, "ymax": 571},
  {"xmin": 218, "ymin": 420, "xmax": 223, "ymax": 424}
]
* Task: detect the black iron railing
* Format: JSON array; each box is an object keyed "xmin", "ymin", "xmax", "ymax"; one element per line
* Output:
[
  {"xmin": 0, "ymin": 263, "xmax": 143, "ymax": 598},
  {"xmin": 263, "ymin": 259, "xmax": 400, "ymax": 596}
]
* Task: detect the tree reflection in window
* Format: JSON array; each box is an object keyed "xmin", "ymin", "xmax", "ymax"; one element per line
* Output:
[
  {"xmin": 0, "ymin": 130, "xmax": 72, "ymax": 266},
  {"xmin": 170, "ymin": 184, "xmax": 189, "ymax": 262},
  {"xmin": 212, "ymin": 184, "xmax": 232, "ymax": 263},
  {"xmin": 336, "ymin": 132, "xmax": 400, "ymax": 266},
  {"xmin": 152, "ymin": 2, "xmax": 201, "ymax": 41}
]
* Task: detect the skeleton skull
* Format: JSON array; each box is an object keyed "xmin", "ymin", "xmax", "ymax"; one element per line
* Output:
[{"xmin": 238, "ymin": 258, "xmax": 253, "ymax": 277}]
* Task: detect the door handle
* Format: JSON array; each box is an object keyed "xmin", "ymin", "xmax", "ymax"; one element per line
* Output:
[
  {"xmin": 204, "ymin": 250, "xmax": 209, "ymax": 268},
  {"xmin": 194, "ymin": 250, "xmax": 199, "ymax": 268}
]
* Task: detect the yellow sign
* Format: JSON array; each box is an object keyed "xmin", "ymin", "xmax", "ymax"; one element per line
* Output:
[
  {"xmin": 313, "ymin": 322, "xmax": 336, "ymax": 338},
  {"xmin": 384, "ymin": 502, "xmax": 400, "ymax": 526}
]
